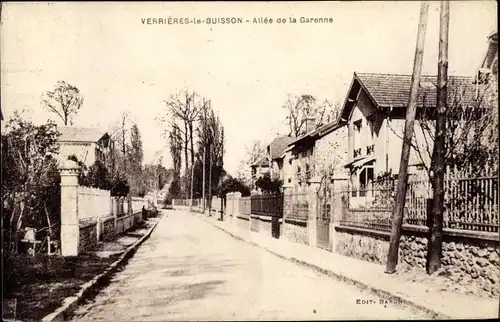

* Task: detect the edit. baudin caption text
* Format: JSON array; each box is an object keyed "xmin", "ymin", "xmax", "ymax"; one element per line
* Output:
[{"xmin": 141, "ymin": 17, "xmax": 334, "ymax": 25}]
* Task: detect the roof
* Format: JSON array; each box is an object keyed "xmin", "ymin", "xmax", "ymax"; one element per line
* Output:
[
  {"xmin": 268, "ymin": 136, "xmax": 296, "ymax": 160},
  {"xmin": 340, "ymin": 72, "xmax": 479, "ymax": 120},
  {"xmin": 288, "ymin": 115, "xmax": 347, "ymax": 148},
  {"xmin": 251, "ymin": 156, "xmax": 269, "ymax": 167},
  {"xmin": 58, "ymin": 126, "xmax": 108, "ymax": 143}
]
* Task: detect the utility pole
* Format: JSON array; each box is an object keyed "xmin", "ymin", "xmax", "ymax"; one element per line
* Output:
[
  {"xmin": 427, "ymin": 0, "xmax": 449, "ymax": 275},
  {"xmin": 385, "ymin": 1, "xmax": 429, "ymax": 274},
  {"xmin": 202, "ymin": 99, "xmax": 207, "ymax": 213},
  {"xmin": 208, "ymin": 101, "xmax": 213, "ymax": 216}
]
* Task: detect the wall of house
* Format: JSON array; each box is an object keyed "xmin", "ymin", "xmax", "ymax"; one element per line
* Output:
[
  {"xmin": 314, "ymin": 126, "xmax": 349, "ymax": 178},
  {"xmin": 348, "ymin": 95, "xmax": 432, "ymax": 179},
  {"xmin": 59, "ymin": 142, "xmax": 97, "ymax": 166}
]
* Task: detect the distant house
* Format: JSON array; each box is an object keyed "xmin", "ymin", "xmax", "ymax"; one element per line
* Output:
[
  {"xmin": 339, "ymin": 72, "xmax": 483, "ymax": 204},
  {"xmin": 250, "ymin": 156, "xmax": 270, "ymax": 188},
  {"xmin": 266, "ymin": 135, "xmax": 296, "ymax": 180},
  {"xmin": 283, "ymin": 117, "xmax": 349, "ymax": 194},
  {"xmin": 57, "ymin": 126, "xmax": 114, "ymax": 167}
]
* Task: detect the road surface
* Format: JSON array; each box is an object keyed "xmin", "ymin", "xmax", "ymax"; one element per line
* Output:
[{"xmin": 70, "ymin": 210, "xmax": 424, "ymax": 321}]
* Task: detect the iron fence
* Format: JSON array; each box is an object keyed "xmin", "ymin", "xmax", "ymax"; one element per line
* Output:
[
  {"xmin": 283, "ymin": 192, "xmax": 309, "ymax": 221},
  {"xmin": 250, "ymin": 194, "xmax": 283, "ymax": 217}
]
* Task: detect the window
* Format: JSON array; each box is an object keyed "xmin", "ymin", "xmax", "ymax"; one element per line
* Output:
[
  {"xmin": 358, "ymin": 166, "xmax": 374, "ymax": 197},
  {"xmin": 288, "ymin": 178, "xmax": 292, "ymax": 183},
  {"xmin": 353, "ymin": 119, "xmax": 362, "ymax": 132}
]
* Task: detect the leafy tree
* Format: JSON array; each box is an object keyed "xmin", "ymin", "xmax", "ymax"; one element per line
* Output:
[
  {"xmin": 1, "ymin": 112, "xmax": 61, "ymax": 252},
  {"xmin": 218, "ymin": 176, "xmax": 251, "ymax": 198},
  {"xmin": 41, "ymin": 80, "xmax": 84, "ymax": 126},
  {"xmin": 255, "ymin": 172, "xmax": 283, "ymax": 195}
]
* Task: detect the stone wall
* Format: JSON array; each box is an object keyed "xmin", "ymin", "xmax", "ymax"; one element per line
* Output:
[
  {"xmin": 79, "ymin": 221, "xmax": 97, "ymax": 252},
  {"xmin": 283, "ymin": 219, "xmax": 309, "ymax": 245},
  {"xmin": 250, "ymin": 215, "xmax": 261, "ymax": 233},
  {"xmin": 259, "ymin": 217, "xmax": 272, "ymax": 236},
  {"xmin": 236, "ymin": 215, "xmax": 249, "ymax": 230},
  {"xmin": 334, "ymin": 226, "xmax": 389, "ymax": 264},
  {"xmin": 101, "ymin": 216, "xmax": 115, "ymax": 241},
  {"xmin": 335, "ymin": 224, "xmax": 499, "ymax": 298},
  {"xmin": 399, "ymin": 229, "xmax": 499, "ymax": 298}
]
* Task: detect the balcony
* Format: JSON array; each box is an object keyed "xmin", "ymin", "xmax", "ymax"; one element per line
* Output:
[{"xmin": 366, "ymin": 144, "xmax": 375, "ymax": 156}]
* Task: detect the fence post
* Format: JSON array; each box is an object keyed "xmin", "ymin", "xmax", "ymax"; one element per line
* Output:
[{"xmin": 59, "ymin": 160, "xmax": 80, "ymax": 256}]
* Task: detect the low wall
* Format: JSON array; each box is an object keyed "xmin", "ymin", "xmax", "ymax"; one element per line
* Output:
[
  {"xmin": 101, "ymin": 216, "xmax": 115, "ymax": 241},
  {"xmin": 116, "ymin": 212, "xmax": 141, "ymax": 234},
  {"xmin": 250, "ymin": 215, "xmax": 260, "ymax": 232},
  {"xmin": 283, "ymin": 218, "xmax": 309, "ymax": 245},
  {"xmin": 334, "ymin": 224, "xmax": 500, "ymax": 298},
  {"xmin": 79, "ymin": 220, "xmax": 98, "ymax": 252},
  {"xmin": 235, "ymin": 214, "xmax": 250, "ymax": 230}
]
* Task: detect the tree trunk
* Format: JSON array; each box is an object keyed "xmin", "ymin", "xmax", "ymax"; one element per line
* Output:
[
  {"xmin": 427, "ymin": 0, "xmax": 449, "ymax": 275},
  {"xmin": 385, "ymin": 1, "xmax": 429, "ymax": 274}
]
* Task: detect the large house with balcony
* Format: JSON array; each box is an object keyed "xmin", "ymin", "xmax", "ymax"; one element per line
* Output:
[
  {"xmin": 57, "ymin": 126, "xmax": 114, "ymax": 167},
  {"xmin": 339, "ymin": 72, "xmax": 486, "ymax": 205}
]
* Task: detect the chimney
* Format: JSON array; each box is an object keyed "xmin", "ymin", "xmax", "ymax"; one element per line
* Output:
[{"xmin": 305, "ymin": 117, "xmax": 316, "ymax": 134}]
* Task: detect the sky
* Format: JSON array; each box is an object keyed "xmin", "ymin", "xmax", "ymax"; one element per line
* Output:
[{"xmin": 1, "ymin": 1, "xmax": 497, "ymax": 175}]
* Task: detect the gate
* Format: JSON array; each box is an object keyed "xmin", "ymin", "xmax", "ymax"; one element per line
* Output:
[{"xmin": 316, "ymin": 182, "xmax": 332, "ymax": 250}]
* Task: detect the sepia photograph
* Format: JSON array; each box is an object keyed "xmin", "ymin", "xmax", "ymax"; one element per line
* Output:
[{"xmin": 1, "ymin": 1, "xmax": 499, "ymax": 321}]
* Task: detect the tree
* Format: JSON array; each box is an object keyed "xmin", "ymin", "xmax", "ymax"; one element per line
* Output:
[
  {"xmin": 159, "ymin": 90, "xmax": 206, "ymax": 177},
  {"xmin": 237, "ymin": 140, "xmax": 266, "ymax": 187},
  {"xmin": 41, "ymin": 81, "xmax": 84, "ymax": 126},
  {"xmin": 218, "ymin": 176, "xmax": 251, "ymax": 198},
  {"xmin": 2, "ymin": 112, "xmax": 61, "ymax": 252},
  {"xmin": 283, "ymin": 94, "xmax": 340, "ymax": 137},
  {"xmin": 255, "ymin": 173, "xmax": 283, "ymax": 195},
  {"xmin": 128, "ymin": 123, "xmax": 145, "ymax": 196}
]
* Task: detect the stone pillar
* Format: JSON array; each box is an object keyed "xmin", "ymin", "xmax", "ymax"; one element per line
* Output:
[
  {"xmin": 59, "ymin": 160, "xmax": 80, "ymax": 256},
  {"xmin": 307, "ymin": 177, "xmax": 321, "ymax": 247}
]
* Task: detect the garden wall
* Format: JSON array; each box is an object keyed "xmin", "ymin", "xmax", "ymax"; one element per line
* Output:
[
  {"xmin": 283, "ymin": 218, "xmax": 309, "ymax": 245},
  {"xmin": 79, "ymin": 221, "xmax": 97, "ymax": 252},
  {"xmin": 334, "ymin": 224, "xmax": 500, "ymax": 298}
]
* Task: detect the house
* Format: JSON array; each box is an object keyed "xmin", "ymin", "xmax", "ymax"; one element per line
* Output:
[
  {"xmin": 477, "ymin": 31, "xmax": 498, "ymax": 84},
  {"xmin": 265, "ymin": 135, "xmax": 296, "ymax": 180},
  {"xmin": 281, "ymin": 117, "xmax": 349, "ymax": 195},
  {"xmin": 339, "ymin": 72, "xmax": 483, "ymax": 205},
  {"xmin": 250, "ymin": 156, "xmax": 270, "ymax": 189},
  {"xmin": 57, "ymin": 126, "xmax": 114, "ymax": 167}
]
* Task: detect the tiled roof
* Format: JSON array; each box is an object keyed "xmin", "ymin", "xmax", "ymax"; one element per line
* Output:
[
  {"xmin": 268, "ymin": 135, "xmax": 296, "ymax": 160},
  {"xmin": 58, "ymin": 126, "xmax": 107, "ymax": 143},
  {"xmin": 355, "ymin": 73, "xmax": 476, "ymax": 109},
  {"xmin": 251, "ymin": 156, "xmax": 269, "ymax": 167}
]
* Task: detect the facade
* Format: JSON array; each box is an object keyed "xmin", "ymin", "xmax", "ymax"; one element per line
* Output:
[
  {"xmin": 250, "ymin": 156, "xmax": 270, "ymax": 188},
  {"xmin": 266, "ymin": 135, "xmax": 296, "ymax": 180},
  {"xmin": 284, "ymin": 119, "xmax": 349, "ymax": 194},
  {"xmin": 339, "ymin": 72, "xmax": 482, "ymax": 202},
  {"xmin": 57, "ymin": 126, "xmax": 114, "ymax": 167}
]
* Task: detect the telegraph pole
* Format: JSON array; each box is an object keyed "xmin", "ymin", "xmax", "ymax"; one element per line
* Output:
[
  {"xmin": 385, "ymin": 1, "xmax": 429, "ymax": 274},
  {"xmin": 208, "ymin": 101, "xmax": 213, "ymax": 216},
  {"xmin": 202, "ymin": 100, "xmax": 207, "ymax": 213},
  {"xmin": 427, "ymin": 0, "xmax": 449, "ymax": 275}
]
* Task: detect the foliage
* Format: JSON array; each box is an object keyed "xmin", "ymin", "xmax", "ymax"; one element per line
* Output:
[
  {"xmin": 218, "ymin": 176, "xmax": 251, "ymax": 198},
  {"xmin": 1, "ymin": 113, "xmax": 61, "ymax": 252},
  {"xmin": 168, "ymin": 178, "xmax": 181, "ymax": 198},
  {"xmin": 407, "ymin": 78, "xmax": 499, "ymax": 175},
  {"xmin": 41, "ymin": 80, "xmax": 83, "ymax": 126},
  {"xmin": 237, "ymin": 140, "xmax": 266, "ymax": 187},
  {"xmin": 110, "ymin": 174, "xmax": 130, "ymax": 197},
  {"xmin": 255, "ymin": 172, "xmax": 283, "ymax": 195},
  {"xmin": 283, "ymin": 94, "xmax": 340, "ymax": 137}
]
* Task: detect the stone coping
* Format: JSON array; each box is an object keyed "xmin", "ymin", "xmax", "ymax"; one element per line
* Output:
[
  {"xmin": 249, "ymin": 214, "xmax": 283, "ymax": 222},
  {"xmin": 335, "ymin": 224, "xmax": 499, "ymax": 242},
  {"xmin": 284, "ymin": 217, "xmax": 308, "ymax": 227}
]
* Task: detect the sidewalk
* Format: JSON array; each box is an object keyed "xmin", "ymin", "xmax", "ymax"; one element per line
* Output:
[{"xmin": 197, "ymin": 212, "xmax": 499, "ymax": 320}]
